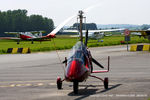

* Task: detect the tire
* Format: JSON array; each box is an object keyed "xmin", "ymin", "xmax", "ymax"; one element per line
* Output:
[
  {"xmin": 104, "ymin": 77, "xmax": 108, "ymax": 89},
  {"xmin": 57, "ymin": 77, "xmax": 62, "ymax": 89},
  {"xmin": 73, "ymin": 81, "xmax": 79, "ymax": 94}
]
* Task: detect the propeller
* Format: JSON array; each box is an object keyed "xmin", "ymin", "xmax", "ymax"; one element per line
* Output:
[
  {"xmin": 84, "ymin": 30, "xmax": 88, "ymax": 46},
  {"xmin": 92, "ymin": 58, "xmax": 104, "ymax": 68},
  {"xmin": 62, "ymin": 59, "xmax": 67, "ymax": 64}
]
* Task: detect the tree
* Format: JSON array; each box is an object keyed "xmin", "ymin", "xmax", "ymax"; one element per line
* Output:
[{"xmin": 0, "ymin": 9, "xmax": 54, "ymax": 37}]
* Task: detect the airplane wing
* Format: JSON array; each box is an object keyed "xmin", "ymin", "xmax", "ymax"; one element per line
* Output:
[
  {"xmin": 63, "ymin": 28, "xmax": 124, "ymax": 33},
  {"xmin": 93, "ymin": 28, "xmax": 124, "ymax": 32},
  {"xmin": 4, "ymin": 32, "xmax": 20, "ymax": 35},
  {"xmin": 30, "ymin": 31, "xmax": 46, "ymax": 34},
  {"xmin": 130, "ymin": 30, "xmax": 146, "ymax": 33},
  {"xmin": 26, "ymin": 37, "xmax": 50, "ymax": 41},
  {"xmin": 0, "ymin": 37, "xmax": 20, "ymax": 40},
  {"xmin": 130, "ymin": 30, "xmax": 150, "ymax": 36}
]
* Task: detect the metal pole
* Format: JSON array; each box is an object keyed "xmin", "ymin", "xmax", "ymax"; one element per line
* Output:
[
  {"xmin": 127, "ymin": 41, "xmax": 128, "ymax": 51},
  {"xmin": 79, "ymin": 10, "xmax": 83, "ymax": 42}
]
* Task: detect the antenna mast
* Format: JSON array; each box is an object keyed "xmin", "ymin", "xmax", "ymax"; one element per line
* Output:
[{"xmin": 78, "ymin": 10, "xmax": 83, "ymax": 42}]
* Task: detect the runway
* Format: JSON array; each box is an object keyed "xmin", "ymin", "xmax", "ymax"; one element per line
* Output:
[{"xmin": 0, "ymin": 45, "xmax": 150, "ymax": 100}]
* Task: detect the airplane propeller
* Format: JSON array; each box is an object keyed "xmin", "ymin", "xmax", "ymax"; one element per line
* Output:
[
  {"xmin": 85, "ymin": 29, "xmax": 104, "ymax": 69},
  {"xmin": 92, "ymin": 58, "xmax": 104, "ymax": 68}
]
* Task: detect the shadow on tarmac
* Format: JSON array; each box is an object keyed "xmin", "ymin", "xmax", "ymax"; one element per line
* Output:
[{"xmin": 68, "ymin": 84, "xmax": 122, "ymax": 100}]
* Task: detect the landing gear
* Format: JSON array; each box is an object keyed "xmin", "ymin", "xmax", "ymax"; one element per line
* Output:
[
  {"xmin": 104, "ymin": 77, "xmax": 108, "ymax": 89},
  {"xmin": 31, "ymin": 40, "xmax": 34, "ymax": 44},
  {"xmin": 57, "ymin": 77, "xmax": 62, "ymax": 89},
  {"xmin": 17, "ymin": 40, "xmax": 20, "ymax": 44},
  {"xmin": 73, "ymin": 81, "xmax": 79, "ymax": 94}
]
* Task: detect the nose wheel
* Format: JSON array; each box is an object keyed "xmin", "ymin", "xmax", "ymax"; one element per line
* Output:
[
  {"xmin": 104, "ymin": 77, "xmax": 108, "ymax": 89},
  {"xmin": 57, "ymin": 77, "xmax": 62, "ymax": 89},
  {"xmin": 73, "ymin": 81, "xmax": 79, "ymax": 94}
]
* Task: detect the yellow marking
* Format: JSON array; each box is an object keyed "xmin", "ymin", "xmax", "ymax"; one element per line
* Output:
[
  {"xmin": 0, "ymin": 85, "xmax": 10, "ymax": 88},
  {"xmin": 143, "ymin": 45, "xmax": 150, "ymax": 51},
  {"xmin": 0, "ymin": 84, "xmax": 33, "ymax": 88},
  {"xmin": 0, "ymin": 80, "xmax": 56, "ymax": 88},
  {"xmin": 49, "ymin": 83, "xmax": 56, "ymax": 85},
  {"xmin": 22, "ymin": 48, "xmax": 28, "ymax": 54},
  {"xmin": 10, "ymin": 84, "xmax": 15, "ymax": 87},
  {"xmin": 24, "ymin": 84, "xmax": 32, "ymax": 86},
  {"xmin": 130, "ymin": 45, "xmax": 137, "ymax": 51},
  {"xmin": 0, "ymin": 80, "xmax": 51, "ymax": 84},
  {"xmin": 16, "ymin": 83, "xmax": 35, "ymax": 87},
  {"xmin": 37, "ymin": 83, "xmax": 44, "ymax": 86},
  {"xmin": 12, "ymin": 48, "xmax": 18, "ymax": 54},
  {"xmin": 16, "ymin": 84, "xmax": 23, "ymax": 87},
  {"xmin": 34, "ymin": 83, "xmax": 44, "ymax": 86}
]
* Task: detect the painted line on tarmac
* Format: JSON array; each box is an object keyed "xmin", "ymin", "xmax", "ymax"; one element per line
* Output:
[
  {"xmin": 34, "ymin": 83, "xmax": 44, "ymax": 86},
  {"xmin": 0, "ymin": 82, "xmax": 56, "ymax": 88},
  {"xmin": 0, "ymin": 80, "xmax": 52, "ymax": 84}
]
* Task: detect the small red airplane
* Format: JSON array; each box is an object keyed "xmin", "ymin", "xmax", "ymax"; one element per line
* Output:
[
  {"xmin": 3, "ymin": 31, "xmax": 55, "ymax": 44},
  {"xmin": 56, "ymin": 10, "xmax": 110, "ymax": 94},
  {"xmin": 1, "ymin": 12, "xmax": 77, "ymax": 44}
]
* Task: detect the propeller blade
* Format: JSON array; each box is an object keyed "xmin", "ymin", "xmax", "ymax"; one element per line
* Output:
[
  {"xmin": 92, "ymin": 58, "xmax": 104, "ymax": 68},
  {"xmin": 62, "ymin": 59, "xmax": 67, "ymax": 64},
  {"xmin": 84, "ymin": 30, "xmax": 88, "ymax": 46}
]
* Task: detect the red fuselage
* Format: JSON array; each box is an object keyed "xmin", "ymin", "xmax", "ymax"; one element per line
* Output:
[
  {"xmin": 20, "ymin": 34, "xmax": 32, "ymax": 40},
  {"xmin": 65, "ymin": 59, "xmax": 90, "ymax": 82},
  {"xmin": 64, "ymin": 42, "xmax": 92, "ymax": 82},
  {"xmin": 19, "ymin": 33, "xmax": 55, "ymax": 40}
]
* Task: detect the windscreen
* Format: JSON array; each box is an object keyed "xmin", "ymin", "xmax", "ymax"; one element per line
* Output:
[{"xmin": 67, "ymin": 41, "xmax": 87, "ymax": 64}]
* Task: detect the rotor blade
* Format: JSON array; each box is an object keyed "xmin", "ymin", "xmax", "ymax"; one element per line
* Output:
[
  {"xmin": 47, "ymin": 14, "xmax": 76, "ymax": 36},
  {"xmin": 83, "ymin": 3, "xmax": 101, "ymax": 13},
  {"xmin": 92, "ymin": 58, "xmax": 104, "ymax": 68},
  {"xmin": 47, "ymin": 4, "xmax": 101, "ymax": 37}
]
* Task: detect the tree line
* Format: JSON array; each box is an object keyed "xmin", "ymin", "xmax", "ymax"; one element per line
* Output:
[{"xmin": 0, "ymin": 9, "xmax": 54, "ymax": 36}]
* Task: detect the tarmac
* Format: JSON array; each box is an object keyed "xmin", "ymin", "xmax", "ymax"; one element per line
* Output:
[{"xmin": 0, "ymin": 45, "xmax": 150, "ymax": 100}]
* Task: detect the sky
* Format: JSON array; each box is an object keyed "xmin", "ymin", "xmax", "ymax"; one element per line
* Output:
[{"xmin": 0, "ymin": 0, "xmax": 150, "ymax": 26}]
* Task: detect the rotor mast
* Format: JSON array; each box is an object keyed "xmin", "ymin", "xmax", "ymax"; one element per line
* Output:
[{"xmin": 78, "ymin": 10, "xmax": 84, "ymax": 42}]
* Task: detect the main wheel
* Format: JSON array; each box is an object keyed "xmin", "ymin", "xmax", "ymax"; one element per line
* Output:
[
  {"xmin": 57, "ymin": 77, "xmax": 62, "ymax": 89},
  {"xmin": 73, "ymin": 81, "xmax": 79, "ymax": 94},
  {"xmin": 104, "ymin": 77, "xmax": 108, "ymax": 89}
]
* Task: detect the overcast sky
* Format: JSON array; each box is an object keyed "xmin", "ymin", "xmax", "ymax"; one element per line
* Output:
[{"xmin": 0, "ymin": 0, "xmax": 150, "ymax": 26}]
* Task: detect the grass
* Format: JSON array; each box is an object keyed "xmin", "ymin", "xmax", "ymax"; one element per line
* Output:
[
  {"xmin": 0, "ymin": 37, "xmax": 77, "ymax": 54},
  {"xmin": 0, "ymin": 35, "xmax": 149, "ymax": 54}
]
